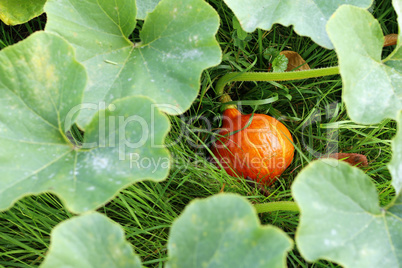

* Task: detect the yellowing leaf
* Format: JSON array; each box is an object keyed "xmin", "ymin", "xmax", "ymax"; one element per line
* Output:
[{"xmin": 0, "ymin": 0, "xmax": 46, "ymax": 25}]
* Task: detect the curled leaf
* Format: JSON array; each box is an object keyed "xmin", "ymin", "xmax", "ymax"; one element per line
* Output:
[{"xmin": 280, "ymin": 51, "xmax": 310, "ymax": 71}]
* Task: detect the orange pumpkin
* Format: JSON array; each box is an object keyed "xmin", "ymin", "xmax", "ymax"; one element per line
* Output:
[{"xmin": 212, "ymin": 107, "xmax": 294, "ymax": 185}]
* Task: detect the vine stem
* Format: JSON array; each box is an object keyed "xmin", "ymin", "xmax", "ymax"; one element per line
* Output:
[
  {"xmin": 254, "ymin": 201, "xmax": 300, "ymax": 213},
  {"xmin": 215, "ymin": 66, "xmax": 340, "ymax": 96}
]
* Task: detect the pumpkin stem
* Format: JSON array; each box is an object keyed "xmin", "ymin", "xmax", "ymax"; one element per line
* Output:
[
  {"xmin": 215, "ymin": 66, "xmax": 340, "ymax": 99},
  {"xmin": 254, "ymin": 201, "xmax": 300, "ymax": 213},
  {"xmin": 220, "ymin": 93, "xmax": 237, "ymax": 111}
]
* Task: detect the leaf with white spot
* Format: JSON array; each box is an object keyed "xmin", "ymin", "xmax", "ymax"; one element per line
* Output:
[
  {"xmin": 327, "ymin": 2, "xmax": 402, "ymax": 124},
  {"xmin": 166, "ymin": 194, "xmax": 293, "ymax": 268},
  {"xmin": 40, "ymin": 212, "xmax": 142, "ymax": 268},
  {"xmin": 292, "ymin": 160, "xmax": 402, "ymax": 267},
  {"xmin": 0, "ymin": 0, "xmax": 46, "ymax": 25},
  {"xmin": 223, "ymin": 0, "xmax": 372, "ymax": 49},
  {"xmin": 45, "ymin": 0, "xmax": 221, "ymax": 127},
  {"xmin": 0, "ymin": 32, "xmax": 170, "ymax": 213}
]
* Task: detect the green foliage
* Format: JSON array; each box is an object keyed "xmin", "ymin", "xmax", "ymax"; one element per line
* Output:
[
  {"xmin": 262, "ymin": 47, "xmax": 289, "ymax": 72},
  {"xmin": 222, "ymin": 0, "xmax": 373, "ymax": 48},
  {"xmin": 389, "ymin": 111, "xmax": 402, "ymax": 195},
  {"xmin": 136, "ymin": 0, "xmax": 161, "ymax": 19},
  {"xmin": 293, "ymin": 160, "xmax": 402, "ymax": 267},
  {"xmin": 41, "ymin": 213, "xmax": 142, "ymax": 268},
  {"xmin": 232, "ymin": 16, "xmax": 251, "ymax": 49},
  {"xmin": 40, "ymin": 194, "xmax": 292, "ymax": 268},
  {"xmin": 327, "ymin": 4, "xmax": 402, "ymax": 124},
  {"xmin": 0, "ymin": 32, "xmax": 171, "ymax": 213},
  {"xmin": 41, "ymin": 194, "xmax": 292, "ymax": 268},
  {"xmin": 263, "ymin": 47, "xmax": 280, "ymax": 62},
  {"xmin": 0, "ymin": 0, "xmax": 46, "ymax": 25},
  {"xmin": 272, "ymin": 54, "xmax": 288, "ymax": 72},
  {"xmin": 232, "ymin": 16, "xmax": 248, "ymax": 40},
  {"xmin": 0, "ymin": 0, "xmax": 401, "ymax": 267},
  {"xmin": 166, "ymin": 194, "xmax": 293, "ymax": 268},
  {"xmin": 45, "ymin": 0, "xmax": 222, "ymax": 127}
]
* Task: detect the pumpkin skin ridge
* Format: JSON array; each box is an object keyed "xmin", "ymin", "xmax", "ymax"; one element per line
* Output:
[
  {"xmin": 212, "ymin": 108, "xmax": 294, "ymax": 185},
  {"xmin": 242, "ymin": 114, "xmax": 289, "ymax": 179}
]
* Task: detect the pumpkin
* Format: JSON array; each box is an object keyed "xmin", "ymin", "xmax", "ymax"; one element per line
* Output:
[{"xmin": 212, "ymin": 107, "xmax": 294, "ymax": 185}]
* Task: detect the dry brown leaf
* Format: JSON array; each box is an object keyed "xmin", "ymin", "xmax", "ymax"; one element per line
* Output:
[
  {"xmin": 383, "ymin": 34, "xmax": 398, "ymax": 47},
  {"xmin": 321, "ymin": 153, "xmax": 368, "ymax": 167},
  {"xmin": 280, "ymin": 50, "xmax": 310, "ymax": 71}
]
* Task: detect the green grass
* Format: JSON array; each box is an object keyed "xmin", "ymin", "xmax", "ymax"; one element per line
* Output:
[
  {"xmin": 0, "ymin": 0, "xmax": 399, "ymax": 267},
  {"xmin": 0, "ymin": 14, "xmax": 46, "ymax": 49}
]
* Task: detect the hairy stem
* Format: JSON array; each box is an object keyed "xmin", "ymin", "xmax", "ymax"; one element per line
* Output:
[
  {"xmin": 216, "ymin": 66, "xmax": 340, "ymax": 97},
  {"xmin": 254, "ymin": 201, "xmax": 300, "ymax": 213}
]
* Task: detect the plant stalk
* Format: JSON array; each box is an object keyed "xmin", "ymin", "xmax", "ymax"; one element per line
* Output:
[
  {"xmin": 215, "ymin": 66, "xmax": 340, "ymax": 97},
  {"xmin": 254, "ymin": 201, "xmax": 300, "ymax": 213}
]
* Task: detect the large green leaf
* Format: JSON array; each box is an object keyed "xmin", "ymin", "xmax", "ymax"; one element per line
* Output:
[
  {"xmin": 292, "ymin": 160, "xmax": 402, "ymax": 267},
  {"xmin": 166, "ymin": 194, "xmax": 293, "ymax": 268},
  {"xmin": 0, "ymin": 0, "xmax": 46, "ymax": 25},
  {"xmin": 389, "ymin": 111, "xmax": 402, "ymax": 195},
  {"xmin": 136, "ymin": 0, "xmax": 161, "ymax": 19},
  {"xmin": 222, "ymin": 0, "xmax": 372, "ymax": 49},
  {"xmin": 0, "ymin": 32, "xmax": 170, "ymax": 214},
  {"xmin": 40, "ymin": 212, "xmax": 142, "ymax": 268},
  {"xmin": 45, "ymin": 0, "xmax": 221, "ymax": 127},
  {"xmin": 327, "ymin": 2, "xmax": 402, "ymax": 124}
]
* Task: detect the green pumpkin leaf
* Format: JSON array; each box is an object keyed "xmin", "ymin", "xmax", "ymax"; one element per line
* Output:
[
  {"xmin": 327, "ymin": 2, "xmax": 402, "ymax": 124},
  {"xmin": 166, "ymin": 194, "xmax": 293, "ymax": 268},
  {"xmin": 45, "ymin": 0, "xmax": 221, "ymax": 127},
  {"xmin": 222, "ymin": 0, "xmax": 372, "ymax": 49},
  {"xmin": 40, "ymin": 212, "xmax": 142, "ymax": 268},
  {"xmin": 136, "ymin": 0, "xmax": 161, "ymax": 20},
  {"xmin": 0, "ymin": 32, "xmax": 170, "ymax": 214},
  {"xmin": 0, "ymin": 0, "xmax": 46, "ymax": 25},
  {"xmin": 292, "ymin": 160, "xmax": 402, "ymax": 267}
]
